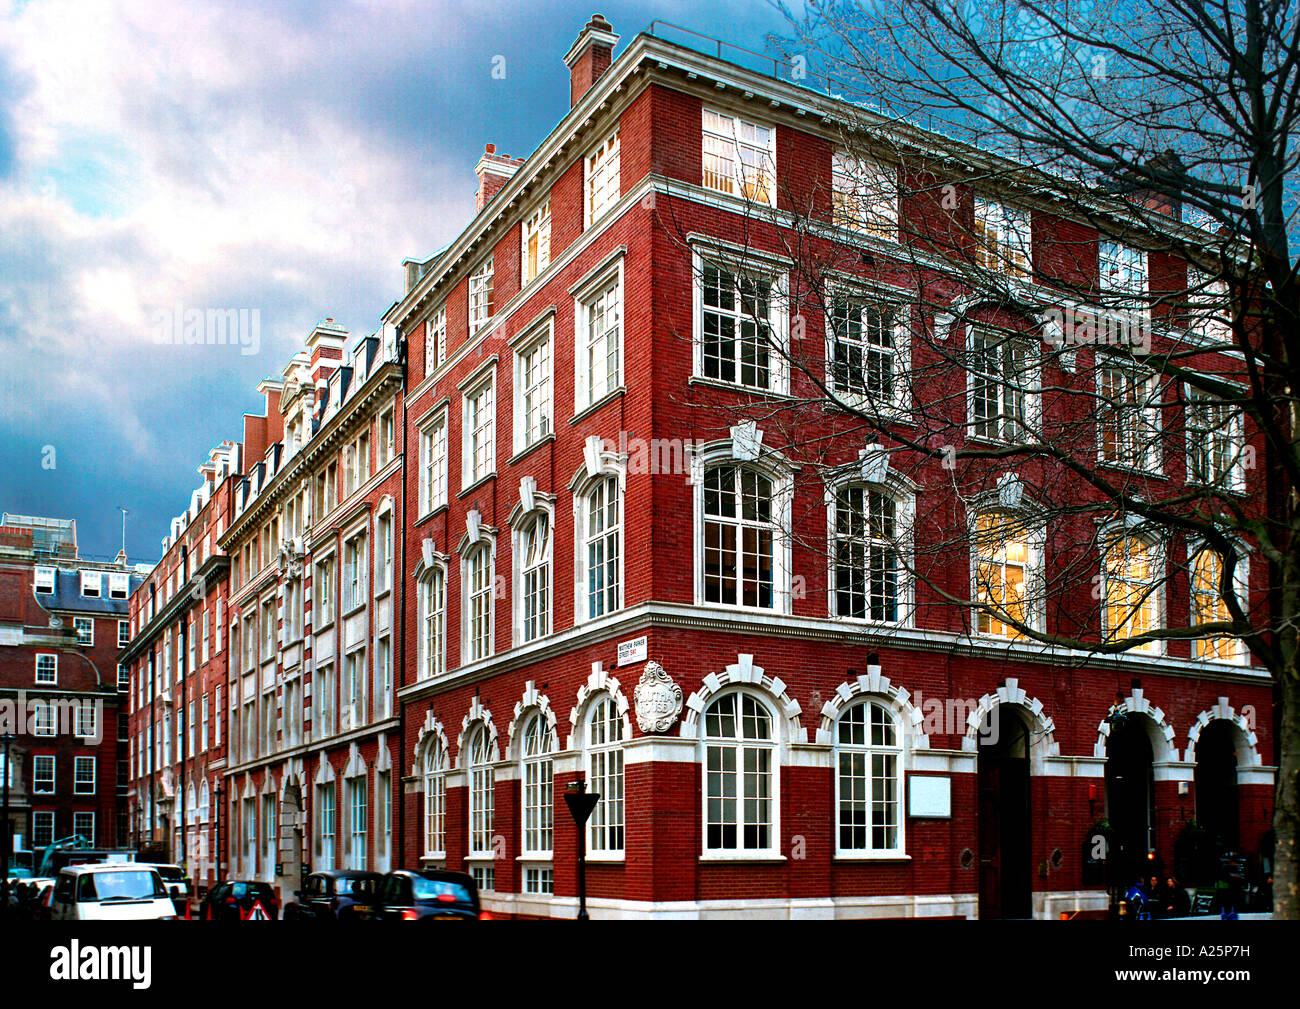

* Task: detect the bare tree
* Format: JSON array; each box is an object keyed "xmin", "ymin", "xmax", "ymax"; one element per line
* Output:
[{"xmin": 651, "ymin": 0, "xmax": 1298, "ymax": 915}]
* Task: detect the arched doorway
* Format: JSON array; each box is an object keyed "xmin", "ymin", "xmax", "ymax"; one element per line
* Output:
[
  {"xmin": 978, "ymin": 705, "xmax": 1032, "ymax": 918},
  {"xmin": 280, "ymin": 782, "xmax": 304, "ymax": 896},
  {"xmin": 1105, "ymin": 716, "xmax": 1155, "ymax": 887},
  {"xmin": 1194, "ymin": 721, "xmax": 1239, "ymax": 851}
]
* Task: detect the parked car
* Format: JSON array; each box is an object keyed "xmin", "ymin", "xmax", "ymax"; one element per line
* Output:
[
  {"xmin": 136, "ymin": 862, "xmax": 190, "ymax": 912},
  {"xmin": 282, "ymin": 870, "xmax": 383, "ymax": 920},
  {"xmin": 46, "ymin": 863, "xmax": 178, "ymax": 921},
  {"xmin": 370, "ymin": 870, "xmax": 485, "ymax": 921},
  {"xmin": 199, "ymin": 880, "xmax": 280, "ymax": 920}
]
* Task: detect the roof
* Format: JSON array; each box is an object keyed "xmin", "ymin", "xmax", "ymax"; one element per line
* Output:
[{"xmin": 40, "ymin": 568, "xmax": 143, "ymax": 616}]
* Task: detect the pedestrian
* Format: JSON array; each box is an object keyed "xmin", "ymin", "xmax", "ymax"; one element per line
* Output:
[{"xmin": 1159, "ymin": 877, "xmax": 1188, "ymax": 918}]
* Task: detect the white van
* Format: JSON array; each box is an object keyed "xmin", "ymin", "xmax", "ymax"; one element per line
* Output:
[
  {"xmin": 134, "ymin": 863, "xmax": 189, "ymax": 901},
  {"xmin": 47, "ymin": 863, "xmax": 178, "ymax": 921}
]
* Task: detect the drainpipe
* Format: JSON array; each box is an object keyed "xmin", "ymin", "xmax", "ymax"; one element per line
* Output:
[{"xmin": 396, "ymin": 331, "xmax": 409, "ymax": 871}]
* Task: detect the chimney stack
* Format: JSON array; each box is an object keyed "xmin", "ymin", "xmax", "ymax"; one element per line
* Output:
[
  {"xmin": 306, "ymin": 317, "xmax": 348, "ymax": 390},
  {"xmin": 564, "ymin": 14, "xmax": 618, "ymax": 108},
  {"xmin": 475, "ymin": 143, "xmax": 524, "ymax": 211}
]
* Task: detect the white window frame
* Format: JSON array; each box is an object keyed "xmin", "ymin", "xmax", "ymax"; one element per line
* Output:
[
  {"xmin": 1100, "ymin": 530, "xmax": 1166, "ymax": 655},
  {"xmin": 73, "ymin": 812, "xmax": 94, "ymax": 845},
  {"xmin": 466, "ymin": 725, "xmax": 495, "ymax": 858},
  {"xmin": 74, "ymin": 755, "xmax": 96, "ymax": 795},
  {"xmin": 1185, "ymin": 388, "xmax": 1247, "ymax": 493},
  {"xmin": 831, "ymin": 151, "xmax": 898, "ymax": 241},
  {"xmin": 827, "ymin": 479, "xmax": 914, "ymax": 625},
  {"xmin": 513, "ymin": 321, "xmax": 554, "ymax": 454},
  {"xmin": 418, "ymin": 408, "xmax": 449, "ymax": 515},
  {"xmin": 825, "ymin": 286, "xmax": 911, "ymax": 412},
  {"xmin": 702, "ymin": 107, "xmax": 776, "ymax": 206},
  {"xmin": 1187, "ymin": 268, "xmax": 1231, "ymax": 345},
  {"xmin": 1099, "ymin": 240, "xmax": 1149, "ymax": 313},
  {"xmin": 700, "ymin": 690, "xmax": 780, "ymax": 858},
  {"xmin": 584, "ymin": 129, "xmax": 620, "ymax": 228},
  {"xmin": 33, "ymin": 754, "xmax": 55, "ymax": 794},
  {"xmin": 835, "ymin": 699, "xmax": 905, "ymax": 857},
  {"xmin": 461, "ymin": 541, "xmax": 495, "ymax": 663},
  {"xmin": 34, "ymin": 567, "xmax": 55, "ymax": 593},
  {"xmin": 35, "ymin": 653, "xmax": 57, "ymax": 685},
  {"xmin": 425, "ymin": 304, "xmax": 447, "ymax": 372},
  {"xmin": 513, "ymin": 507, "xmax": 553, "ymax": 645},
  {"xmin": 970, "ymin": 509, "xmax": 1046, "ymax": 639},
  {"xmin": 693, "ymin": 454, "xmax": 794, "ymax": 614},
  {"xmin": 585, "ymin": 695, "xmax": 625, "ymax": 858},
  {"xmin": 519, "ymin": 712, "xmax": 554, "ymax": 858},
  {"xmin": 347, "ymin": 774, "xmax": 367, "ymax": 871},
  {"xmin": 572, "ymin": 257, "xmax": 624, "ymax": 413},
  {"xmin": 342, "ymin": 529, "xmax": 367, "ymax": 615},
  {"xmin": 692, "ymin": 246, "xmax": 790, "ymax": 394},
  {"xmin": 32, "ymin": 811, "xmax": 55, "ymax": 848},
  {"xmin": 967, "ymin": 324, "xmax": 1040, "ymax": 444},
  {"xmin": 462, "ymin": 372, "xmax": 496, "ymax": 489},
  {"xmin": 417, "ymin": 564, "xmax": 447, "ymax": 681},
  {"xmin": 74, "ymin": 617, "xmax": 94, "ymax": 646},
  {"xmin": 468, "ymin": 255, "xmax": 495, "ymax": 335},
  {"xmin": 521, "ymin": 197, "xmax": 551, "ymax": 285},
  {"xmin": 375, "ymin": 509, "xmax": 393, "ymax": 595},
  {"xmin": 574, "ymin": 470, "xmax": 623, "ymax": 624},
  {"xmin": 974, "ymin": 198, "xmax": 1032, "ymax": 278},
  {"xmin": 118, "ymin": 620, "xmax": 130, "ymax": 648},
  {"xmin": 1189, "ymin": 543, "xmax": 1250, "ymax": 665},
  {"xmin": 80, "ymin": 571, "xmax": 102, "ymax": 597},
  {"xmin": 1097, "ymin": 357, "xmax": 1162, "ymax": 472},
  {"xmin": 422, "ymin": 737, "xmax": 447, "ymax": 859}
]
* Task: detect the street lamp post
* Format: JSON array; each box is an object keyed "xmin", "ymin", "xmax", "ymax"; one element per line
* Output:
[
  {"xmin": 1, "ymin": 733, "xmax": 15, "ymax": 915},
  {"xmin": 563, "ymin": 779, "xmax": 600, "ymax": 921}
]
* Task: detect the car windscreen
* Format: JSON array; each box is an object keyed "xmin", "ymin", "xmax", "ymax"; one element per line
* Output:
[
  {"xmin": 411, "ymin": 878, "xmax": 474, "ymax": 904},
  {"xmin": 76, "ymin": 871, "xmax": 165, "ymax": 902}
]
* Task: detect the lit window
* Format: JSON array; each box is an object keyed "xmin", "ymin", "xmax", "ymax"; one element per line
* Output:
[
  {"xmin": 832, "ymin": 152, "xmax": 898, "ymax": 240},
  {"xmin": 1190, "ymin": 547, "xmax": 1246, "ymax": 663},
  {"xmin": 702, "ymin": 108, "xmax": 775, "ymax": 204},
  {"xmin": 973, "ymin": 512, "xmax": 1039, "ymax": 638},
  {"xmin": 585, "ymin": 131, "xmax": 620, "ymax": 226},
  {"xmin": 703, "ymin": 693, "xmax": 776, "ymax": 853},
  {"xmin": 522, "ymin": 199, "xmax": 551, "ymax": 284},
  {"xmin": 1103, "ymin": 534, "xmax": 1161, "ymax": 652},
  {"xmin": 837, "ymin": 701, "xmax": 903, "ymax": 853}
]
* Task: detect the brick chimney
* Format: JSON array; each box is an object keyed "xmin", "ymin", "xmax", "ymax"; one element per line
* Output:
[
  {"xmin": 564, "ymin": 14, "xmax": 618, "ymax": 107},
  {"xmin": 475, "ymin": 144, "xmax": 524, "ymax": 211}
]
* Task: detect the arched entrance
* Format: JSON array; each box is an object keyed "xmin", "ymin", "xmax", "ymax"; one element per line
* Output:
[
  {"xmin": 1105, "ymin": 716, "xmax": 1155, "ymax": 887},
  {"xmin": 280, "ymin": 782, "xmax": 304, "ymax": 896},
  {"xmin": 977, "ymin": 705, "xmax": 1032, "ymax": 919},
  {"xmin": 1194, "ymin": 721, "xmax": 1239, "ymax": 851}
]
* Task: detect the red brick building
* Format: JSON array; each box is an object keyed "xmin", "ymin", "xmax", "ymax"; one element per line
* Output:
[
  {"xmin": 216, "ymin": 320, "xmax": 403, "ymax": 899},
  {"xmin": 122, "ymin": 441, "xmax": 239, "ymax": 889},
  {"xmin": 386, "ymin": 17, "xmax": 1275, "ymax": 919},
  {"xmin": 0, "ymin": 513, "xmax": 142, "ymax": 860}
]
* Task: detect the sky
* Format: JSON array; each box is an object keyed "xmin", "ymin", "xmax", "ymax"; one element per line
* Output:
[{"xmin": 0, "ymin": 0, "xmax": 799, "ymax": 564}]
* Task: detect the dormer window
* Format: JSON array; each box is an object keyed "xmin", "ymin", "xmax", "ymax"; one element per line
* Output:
[
  {"xmin": 974, "ymin": 199, "xmax": 1031, "ymax": 278},
  {"xmin": 81, "ymin": 571, "xmax": 102, "ymax": 598},
  {"xmin": 34, "ymin": 567, "xmax": 54, "ymax": 593}
]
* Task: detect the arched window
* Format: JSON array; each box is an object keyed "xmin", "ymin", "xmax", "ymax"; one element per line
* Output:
[
  {"xmin": 467, "ymin": 726, "xmax": 494, "ymax": 859},
  {"xmin": 423, "ymin": 739, "xmax": 446, "ymax": 858},
  {"xmin": 464, "ymin": 545, "xmax": 493, "ymax": 662},
  {"xmin": 418, "ymin": 567, "xmax": 445, "ymax": 679},
  {"xmin": 580, "ymin": 475, "xmax": 621, "ymax": 620},
  {"xmin": 702, "ymin": 692, "xmax": 777, "ymax": 854},
  {"xmin": 703, "ymin": 464, "xmax": 777, "ymax": 609},
  {"xmin": 517, "ymin": 513, "xmax": 551, "ymax": 643},
  {"xmin": 520, "ymin": 714, "xmax": 554, "ymax": 857},
  {"xmin": 1103, "ymin": 534, "xmax": 1161, "ymax": 652},
  {"xmin": 832, "ymin": 484, "xmax": 905, "ymax": 622},
  {"xmin": 199, "ymin": 779, "xmax": 210, "ymax": 823},
  {"xmin": 973, "ymin": 511, "xmax": 1041, "ymax": 637},
  {"xmin": 1190, "ymin": 547, "xmax": 1245, "ymax": 662},
  {"xmin": 836, "ymin": 701, "xmax": 903, "ymax": 854},
  {"xmin": 585, "ymin": 696, "xmax": 625, "ymax": 855}
]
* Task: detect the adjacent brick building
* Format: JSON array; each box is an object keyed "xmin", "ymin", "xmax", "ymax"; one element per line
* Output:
[{"xmin": 0, "ymin": 513, "xmax": 143, "ymax": 860}]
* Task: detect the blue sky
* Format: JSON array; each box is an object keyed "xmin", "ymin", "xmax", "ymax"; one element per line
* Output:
[{"xmin": 0, "ymin": 0, "xmax": 797, "ymax": 563}]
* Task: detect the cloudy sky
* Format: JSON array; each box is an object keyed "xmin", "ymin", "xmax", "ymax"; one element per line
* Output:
[{"xmin": 0, "ymin": 0, "xmax": 797, "ymax": 563}]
